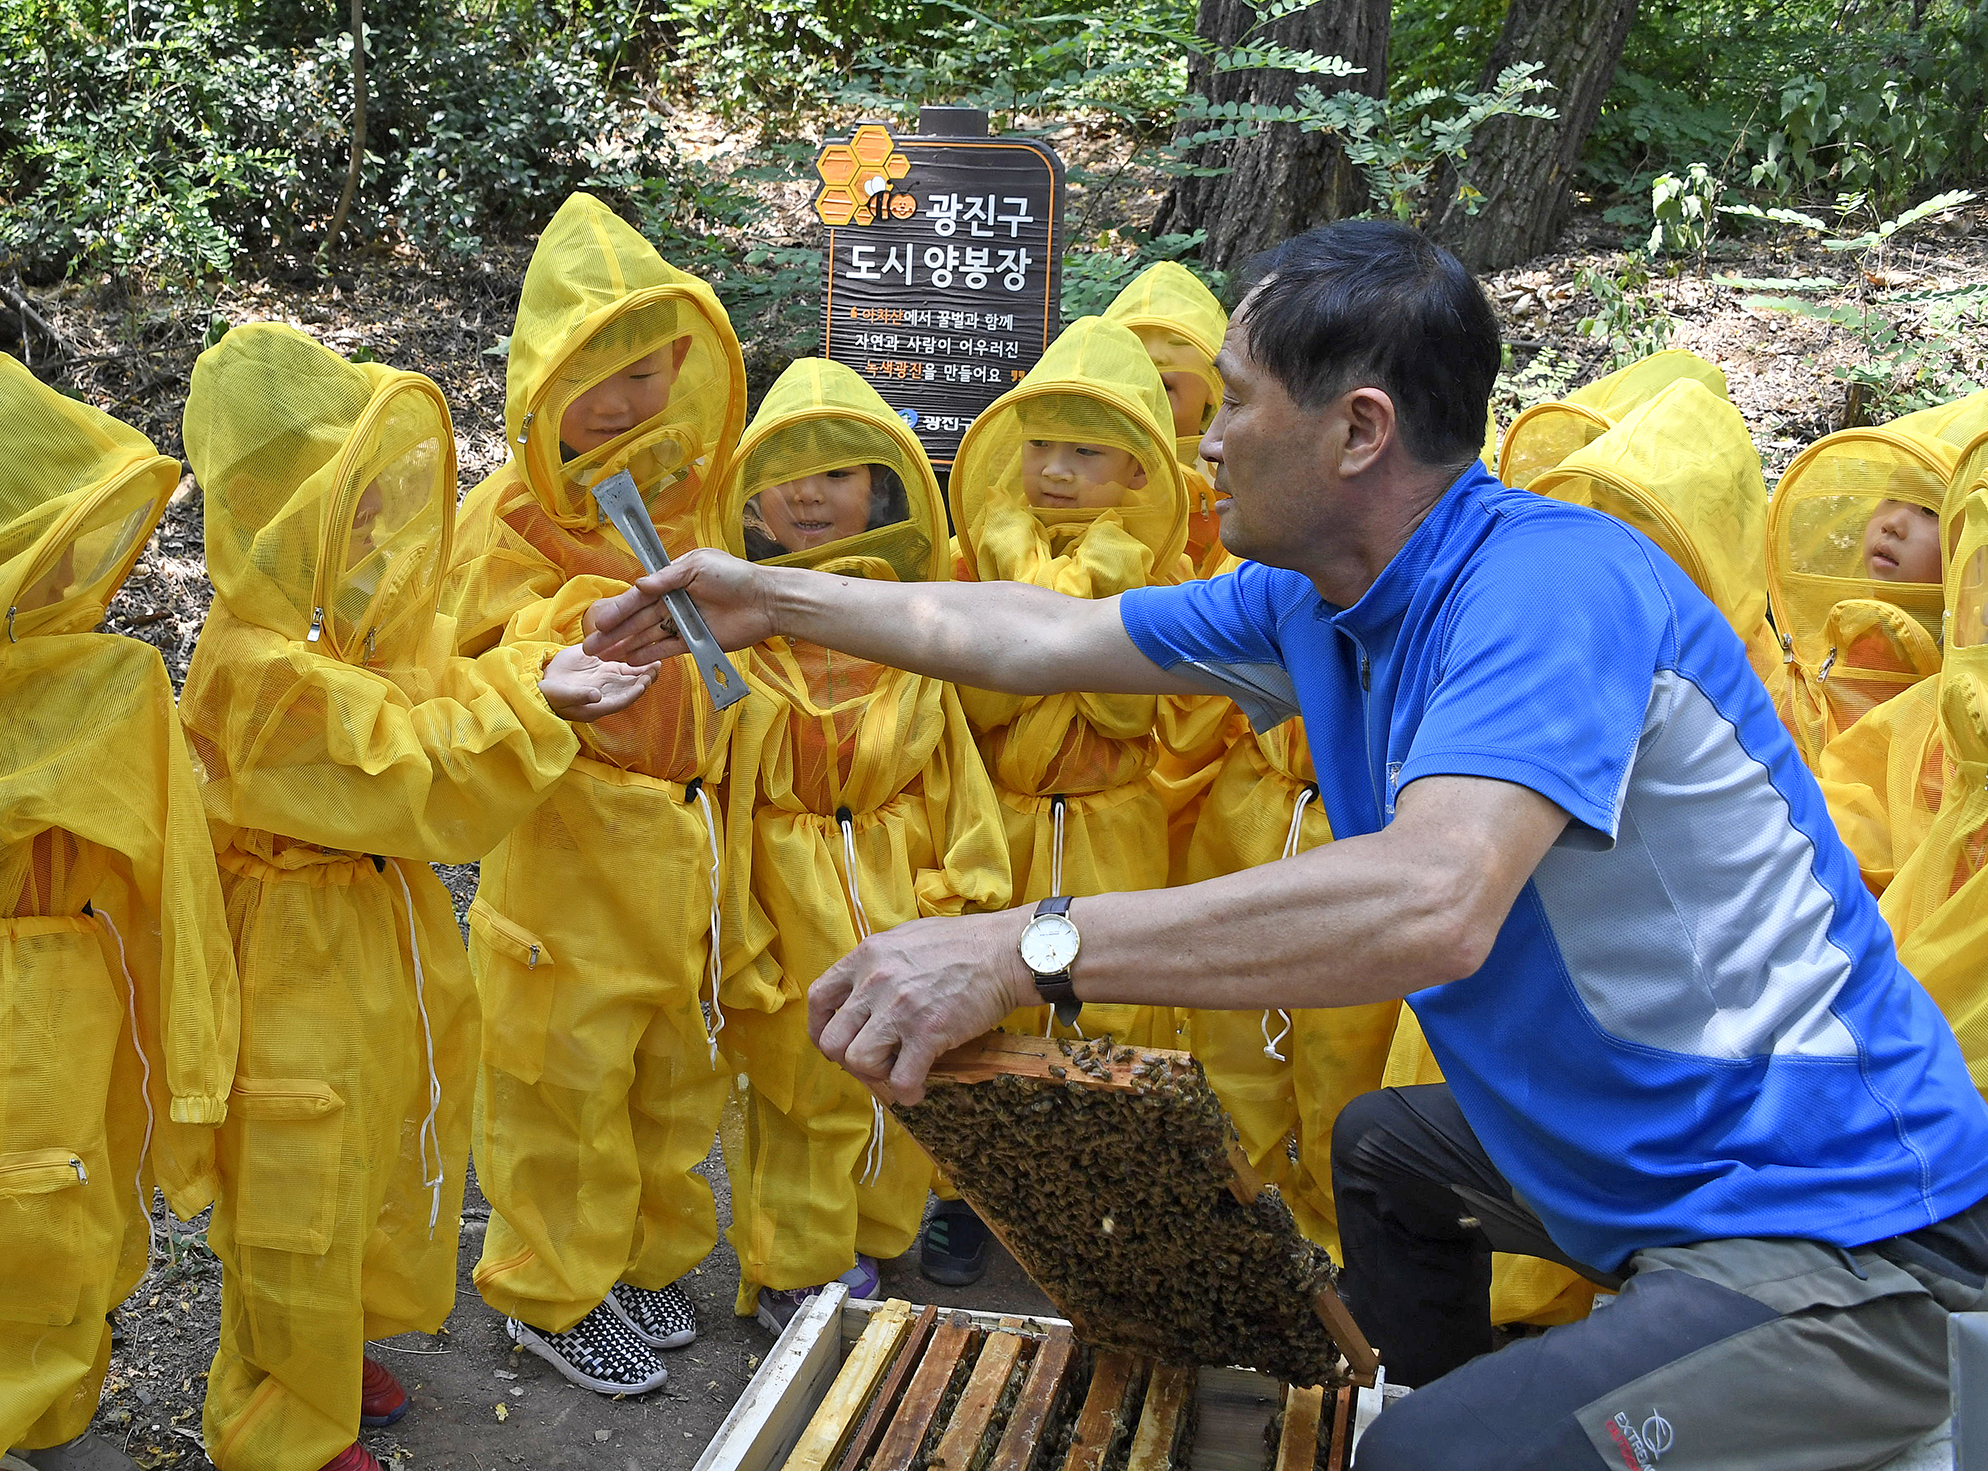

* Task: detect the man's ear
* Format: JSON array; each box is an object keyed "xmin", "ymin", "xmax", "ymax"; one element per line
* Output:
[{"xmin": 1338, "ymin": 387, "xmax": 1396, "ymax": 477}]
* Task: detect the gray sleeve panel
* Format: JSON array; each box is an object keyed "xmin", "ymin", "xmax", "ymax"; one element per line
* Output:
[{"xmin": 1174, "ymin": 660, "xmax": 1301, "ymax": 732}]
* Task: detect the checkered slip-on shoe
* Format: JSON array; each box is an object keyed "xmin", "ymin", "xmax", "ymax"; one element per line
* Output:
[
  {"xmin": 605, "ymin": 1280, "xmax": 698, "ymax": 1350},
  {"xmin": 506, "ymin": 1303, "xmax": 668, "ymax": 1395}
]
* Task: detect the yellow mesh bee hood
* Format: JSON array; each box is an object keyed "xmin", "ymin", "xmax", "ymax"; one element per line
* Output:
[
  {"xmin": 1102, "ymin": 261, "xmax": 1227, "ymax": 433},
  {"xmin": 706, "ymin": 358, "xmax": 947, "ymax": 584},
  {"xmin": 1499, "ymin": 350, "xmax": 1729, "ymax": 489},
  {"xmin": 1531, "ymin": 379, "xmax": 1775, "ymax": 673},
  {"xmin": 185, "ymin": 323, "xmax": 453, "ymax": 671},
  {"xmin": 1872, "ymin": 434, "xmax": 1988, "ymax": 1082},
  {"xmin": 505, "ymin": 191, "xmax": 746, "ymax": 532},
  {"xmin": 0, "ymin": 355, "xmax": 177, "ymax": 644},
  {"xmin": 951, "ymin": 315, "xmax": 1187, "ymax": 594}
]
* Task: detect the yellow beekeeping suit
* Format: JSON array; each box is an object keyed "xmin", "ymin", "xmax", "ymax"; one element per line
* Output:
[
  {"xmin": 439, "ymin": 192, "xmax": 769, "ymax": 1336},
  {"xmin": 0, "ymin": 358, "xmax": 237, "ymax": 1454},
  {"xmin": 1498, "ymin": 350, "xmax": 1728, "ymax": 491},
  {"xmin": 1531, "ymin": 378, "xmax": 1780, "ymax": 682},
  {"xmin": 704, "ymin": 360, "xmax": 1011, "ymax": 1312},
  {"xmin": 1102, "ymin": 264, "xmax": 1238, "ymax": 872},
  {"xmin": 1102, "ymin": 261, "xmax": 1227, "ymax": 572},
  {"xmin": 1870, "ymin": 433, "xmax": 1988, "ymax": 1093},
  {"xmin": 1173, "ymin": 554, "xmax": 1399, "ymax": 1258},
  {"xmin": 1763, "ymin": 407, "xmax": 1988, "ymax": 765},
  {"xmin": 952, "ymin": 317, "xmax": 1188, "ymax": 1046},
  {"xmin": 179, "ymin": 324, "xmax": 585, "ymax": 1471}
]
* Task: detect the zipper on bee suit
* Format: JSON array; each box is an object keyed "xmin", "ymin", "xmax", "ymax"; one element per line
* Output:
[{"xmin": 836, "ymin": 804, "xmax": 886, "ymax": 1186}]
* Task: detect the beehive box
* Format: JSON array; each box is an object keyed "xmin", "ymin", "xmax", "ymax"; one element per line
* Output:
[
  {"xmin": 891, "ymin": 1034, "xmax": 1377, "ymax": 1391},
  {"xmin": 694, "ymin": 1287, "xmax": 1359, "ymax": 1471}
]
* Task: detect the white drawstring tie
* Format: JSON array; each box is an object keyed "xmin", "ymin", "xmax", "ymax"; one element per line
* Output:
[
  {"xmin": 389, "ymin": 862, "xmax": 447, "ymax": 1237},
  {"xmin": 1040, "ymin": 796, "xmax": 1085, "ymax": 1039},
  {"xmin": 836, "ymin": 807, "xmax": 887, "ymax": 1187},
  {"xmin": 97, "ymin": 910, "xmax": 159, "ymax": 1266},
  {"xmin": 692, "ymin": 782, "xmax": 726, "ymax": 1068},
  {"xmin": 1261, "ymin": 785, "xmax": 1317, "ymax": 1062}
]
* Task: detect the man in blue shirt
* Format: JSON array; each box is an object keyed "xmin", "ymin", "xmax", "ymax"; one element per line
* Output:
[{"xmin": 587, "ymin": 222, "xmax": 1988, "ymax": 1469}]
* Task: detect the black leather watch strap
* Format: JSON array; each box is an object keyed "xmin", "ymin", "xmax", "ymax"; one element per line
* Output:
[{"xmin": 1030, "ymin": 896, "xmax": 1081, "ymax": 1025}]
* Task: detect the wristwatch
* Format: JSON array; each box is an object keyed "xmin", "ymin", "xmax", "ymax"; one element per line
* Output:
[{"xmin": 1018, "ymin": 896, "xmax": 1083, "ymax": 1027}]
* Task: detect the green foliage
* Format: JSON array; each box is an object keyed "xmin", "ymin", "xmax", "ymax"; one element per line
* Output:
[
  {"xmin": 1575, "ymin": 256, "xmax": 1673, "ymax": 368},
  {"xmin": 1175, "ymin": 38, "xmax": 1557, "ymax": 226},
  {"xmin": 1580, "ymin": 0, "xmax": 1988, "ymax": 212},
  {"xmin": 1059, "ymin": 229, "xmax": 1225, "ymax": 325},
  {"xmin": 1648, "ymin": 162, "xmax": 1719, "ymax": 259},
  {"xmin": 1715, "ymin": 189, "xmax": 1984, "ymax": 414},
  {"xmin": 0, "ymin": 0, "xmax": 713, "ymax": 284}
]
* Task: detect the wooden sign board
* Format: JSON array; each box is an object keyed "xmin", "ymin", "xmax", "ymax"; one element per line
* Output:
[{"xmin": 812, "ymin": 122, "xmax": 1064, "ymax": 468}]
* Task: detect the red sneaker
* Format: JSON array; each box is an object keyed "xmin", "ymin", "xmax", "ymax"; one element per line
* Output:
[
  {"xmin": 359, "ymin": 1356, "xmax": 408, "ymax": 1427},
  {"xmin": 318, "ymin": 1447, "xmax": 383, "ymax": 1471}
]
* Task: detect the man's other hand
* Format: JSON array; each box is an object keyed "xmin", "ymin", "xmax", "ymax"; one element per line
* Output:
[
  {"xmin": 809, "ymin": 909, "xmax": 1039, "ymax": 1104},
  {"xmin": 538, "ymin": 644, "xmax": 661, "ymax": 721},
  {"xmin": 581, "ymin": 548, "xmax": 776, "ymax": 667}
]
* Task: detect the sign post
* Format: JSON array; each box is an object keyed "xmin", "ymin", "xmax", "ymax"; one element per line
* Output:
[{"xmin": 812, "ymin": 112, "xmax": 1064, "ymax": 470}]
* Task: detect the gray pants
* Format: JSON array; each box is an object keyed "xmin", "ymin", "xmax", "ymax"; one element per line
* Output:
[{"xmin": 1341, "ymin": 1086, "xmax": 1988, "ymax": 1470}]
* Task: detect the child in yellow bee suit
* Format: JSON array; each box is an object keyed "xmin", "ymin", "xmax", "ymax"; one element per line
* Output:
[
  {"xmin": 1496, "ymin": 349, "xmax": 1729, "ymax": 490},
  {"xmin": 439, "ymin": 191, "xmax": 772, "ymax": 1391},
  {"xmin": 949, "ymin": 316, "xmax": 1190, "ymax": 1048},
  {"xmin": 918, "ymin": 318, "xmax": 1190, "ymax": 1282},
  {"xmin": 0, "ymin": 357, "xmax": 238, "ymax": 1471},
  {"xmin": 1767, "ymin": 391, "xmax": 1988, "ymax": 766},
  {"xmin": 1099, "ymin": 263, "xmax": 1247, "ymax": 872},
  {"xmin": 178, "ymin": 323, "xmax": 658, "ymax": 1471},
  {"xmin": 1868, "ymin": 435, "xmax": 1988, "ymax": 1093},
  {"xmin": 704, "ymin": 359, "xmax": 1011, "ymax": 1329}
]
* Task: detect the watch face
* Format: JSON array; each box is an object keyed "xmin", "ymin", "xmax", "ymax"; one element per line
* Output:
[{"xmin": 1020, "ymin": 912, "xmax": 1080, "ymax": 974}]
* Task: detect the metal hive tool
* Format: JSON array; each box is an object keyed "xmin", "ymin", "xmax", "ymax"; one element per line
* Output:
[{"xmin": 589, "ymin": 467, "xmax": 749, "ymax": 711}]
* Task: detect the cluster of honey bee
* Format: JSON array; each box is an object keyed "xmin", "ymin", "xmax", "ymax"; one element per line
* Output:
[{"xmin": 893, "ymin": 1047, "xmax": 1351, "ymax": 1388}]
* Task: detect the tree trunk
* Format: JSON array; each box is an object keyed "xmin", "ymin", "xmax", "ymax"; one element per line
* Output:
[
  {"xmin": 323, "ymin": 0, "xmax": 367, "ymax": 254},
  {"xmin": 1429, "ymin": 0, "xmax": 1638, "ymax": 272},
  {"xmin": 1152, "ymin": 0, "xmax": 1390, "ymax": 276}
]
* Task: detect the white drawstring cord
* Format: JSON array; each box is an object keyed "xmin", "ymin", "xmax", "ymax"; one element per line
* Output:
[
  {"xmin": 1049, "ymin": 795, "xmax": 1066, "ymax": 899},
  {"xmin": 389, "ymin": 863, "xmax": 446, "ymax": 1237},
  {"xmin": 1260, "ymin": 786, "xmax": 1317, "ymax": 1062},
  {"xmin": 836, "ymin": 808, "xmax": 886, "ymax": 1187},
  {"xmin": 692, "ymin": 783, "xmax": 725, "ymax": 1068},
  {"xmin": 96, "ymin": 910, "xmax": 159, "ymax": 1266}
]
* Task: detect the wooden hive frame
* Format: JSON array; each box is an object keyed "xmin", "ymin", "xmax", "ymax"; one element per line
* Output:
[{"xmin": 895, "ymin": 1033, "xmax": 1379, "ymax": 1390}]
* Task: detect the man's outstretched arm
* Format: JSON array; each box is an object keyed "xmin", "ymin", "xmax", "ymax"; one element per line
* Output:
[
  {"xmin": 580, "ymin": 547, "xmax": 1210, "ymax": 698},
  {"xmin": 807, "ymin": 773, "xmax": 1570, "ymax": 1104}
]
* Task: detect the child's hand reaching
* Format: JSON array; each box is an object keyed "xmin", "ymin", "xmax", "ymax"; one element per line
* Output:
[{"xmin": 538, "ymin": 644, "xmax": 661, "ymax": 722}]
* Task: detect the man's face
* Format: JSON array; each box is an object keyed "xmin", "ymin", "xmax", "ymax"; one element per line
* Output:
[{"xmin": 1201, "ymin": 322, "xmax": 1335, "ymax": 569}]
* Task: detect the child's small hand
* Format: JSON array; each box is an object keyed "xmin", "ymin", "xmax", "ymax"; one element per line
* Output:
[{"xmin": 538, "ymin": 644, "xmax": 661, "ymax": 722}]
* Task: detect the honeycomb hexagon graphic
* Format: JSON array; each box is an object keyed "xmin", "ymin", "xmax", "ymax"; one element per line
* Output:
[{"xmin": 814, "ymin": 123, "xmax": 914, "ymax": 228}]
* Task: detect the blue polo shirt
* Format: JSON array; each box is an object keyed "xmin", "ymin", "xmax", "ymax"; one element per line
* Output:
[{"xmin": 1120, "ymin": 462, "xmax": 1988, "ymax": 1271}]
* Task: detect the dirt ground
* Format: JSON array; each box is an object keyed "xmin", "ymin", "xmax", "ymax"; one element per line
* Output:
[
  {"xmin": 8, "ymin": 115, "xmax": 1988, "ymax": 1470},
  {"xmin": 99, "ymin": 1150, "xmax": 1054, "ymax": 1471}
]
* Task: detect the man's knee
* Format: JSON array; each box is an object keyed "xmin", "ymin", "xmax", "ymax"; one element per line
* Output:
[{"xmin": 1330, "ymin": 1087, "xmax": 1404, "ymax": 1180}]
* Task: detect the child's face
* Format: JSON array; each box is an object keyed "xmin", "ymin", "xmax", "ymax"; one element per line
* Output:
[
  {"xmin": 1021, "ymin": 440, "xmax": 1147, "ymax": 510},
  {"xmin": 346, "ymin": 481, "xmax": 385, "ymax": 568},
  {"xmin": 1160, "ymin": 372, "xmax": 1211, "ymax": 439},
  {"xmin": 759, "ymin": 465, "xmax": 874, "ymax": 552},
  {"xmin": 1864, "ymin": 498, "xmax": 1943, "ymax": 584},
  {"xmin": 559, "ymin": 338, "xmax": 692, "ymax": 456}
]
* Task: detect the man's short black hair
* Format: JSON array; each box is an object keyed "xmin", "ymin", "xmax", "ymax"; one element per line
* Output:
[{"xmin": 1236, "ymin": 221, "xmax": 1500, "ymax": 467}]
